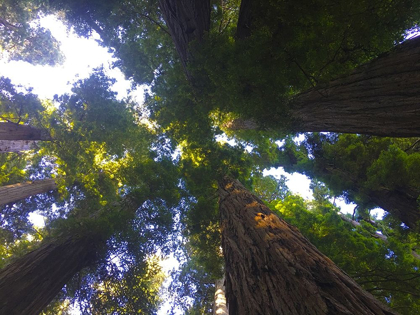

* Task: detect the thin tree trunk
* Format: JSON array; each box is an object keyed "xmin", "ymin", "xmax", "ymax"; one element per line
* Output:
[
  {"xmin": 213, "ymin": 277, "xmax": 228, "ymax": 315},
  {"xmin": 0, "ymin": 178, "xmax": 58, "ymax": 206},
  {"xmin": 0, "ymin": 140, "xmax": 37, "ymax": 152},
  {"xmin": 0, "ymin": 234, "xmax": 103, "ymax": 315},
  {"xmin": 289, "ymin": 36, "xmax": 420, "ymax": 137},
  {"xmin": 0, "ymin": 122, "xmax": 51, "ymax": 141},
  {"xmin": 218, "ymin": 177, "xmax": 396, "ymax": 315}
]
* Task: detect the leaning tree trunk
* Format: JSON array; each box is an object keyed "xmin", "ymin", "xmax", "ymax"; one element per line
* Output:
[
  {"xmin": 0, "ymin": 233, "xmax": 103, "ymax": 315},
  {"xmin": 0, "ymin": 178, "xmax": 58, "ymax": 206},
  {"xmin": 289, "ymin": 36, "xmax": 420, "ymax": 137},
  {"xmin": 0, "ymin": 195, "xmax": 140, "ymax": 314},
  {"xmin": 218, "ymin": 177, "xmax": 396, "ymax": 315},
  {"xmin": 0, "ymin": 140, "xmax": 37, "ymax": 152},
  {"xmin": 0, "ymin": 122, "xmax": 51, "ymax": 141}
]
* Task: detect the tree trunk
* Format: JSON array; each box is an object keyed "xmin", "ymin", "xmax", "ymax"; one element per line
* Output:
[
  {"xmin": 0, "ymin": 140, "xmax": 37, "ymax": 152},
  {"xmin": 0, "ymin": 178, "xmax": 58, "ymax": 206},
  {"xmin": 213, "ymin": 277, "xmax": 228, "ymax": 315},
  {"xmin": 0, "ymin": 122, "xmax": 51, "ymax": 141},
  {"xmin": 158, "ymin": 0, "xmax": 210, "ymax": 74},
  {"xmin": 0, "ymin": 234, "xmax": 102, "ymax": 315},
  {"xmin": 290, "ymin": 36, "xmax": 420, "ymax": 137},
  {"xmin": 218, "ymin": 177, "xmax": 396, "ymax": 315},
  {"xmin": 0, "ymin": 195, "xmax": 140, "ymax": 314}
]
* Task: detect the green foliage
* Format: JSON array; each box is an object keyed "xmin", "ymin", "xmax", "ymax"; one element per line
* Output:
[
  {"xmin": 272, "ymin": 195, "xmax": 420, "ymax": 314},
  {"xmin": 277, "ymin": 134, "xmax": 420, "ymax": 227},
  {"xmin": 0, "ymin": 152, "xmax": 27, "ymax": 185},
  {"xmin": 0, "ymin": 0, "xmax": 63, "ymax": 65},
  {"xmin": 0, "ymin": 76, "xmax": 45, "ymax": 124},
  {"xmin": 51, "ymin": 0, "xmax": 175, "ymax": 84},
  {"xmin": 252, "ymin": 173, "xmax": 289, "ymax": 203}
]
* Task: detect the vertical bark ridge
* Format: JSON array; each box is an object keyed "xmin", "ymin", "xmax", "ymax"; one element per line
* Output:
[{"xmin": 219, "ymin": 177, "xmax": 396, "ymax": 315}]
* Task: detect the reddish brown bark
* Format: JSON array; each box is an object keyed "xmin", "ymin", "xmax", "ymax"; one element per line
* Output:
[
  {"xmin": 0, "ymin": 234, "xmax": 102, "ymax": 315},
  {"xmin": 0, "ymin": 178, "xmax": 58, "ymax": 206},
  {"xmin": 0, "ymin": 122, "xmax": 51, "ymax": 141},
  {"xmin": 219, "ymin": 177, "xmax": 396, "ymax": 315},
  {"xmin": 290, "ymin": 36, "xmax": 420, "ymax": 137}
]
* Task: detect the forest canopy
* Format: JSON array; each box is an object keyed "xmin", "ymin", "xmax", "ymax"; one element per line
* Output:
[{"xmin": 1, "ymin": 0, "xmax": 420, "ymax": 314}]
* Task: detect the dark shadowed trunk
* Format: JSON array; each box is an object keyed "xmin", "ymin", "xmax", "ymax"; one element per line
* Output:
[
  {"xmin": 0, "ymin": 122, "xmax": 51, "ymax": 141},
  {"xmin": 0, "ymin": 234, "xmax": 103, "ymax": 315},
  {"xmin": 158, "ymin": 0, "xmax": 210, "ymax": 75},
  {"xmin": 0, "ymin": 178, "xmax": 58, "ymax": 206},
  {"xmin": 0, "ymin": 140, "xmax": 37, "ymax": 152},
  {"xmin": 0, "ymin": 195, "xmax": 140, "ymax": 314},
  {"xmin": 218, "ymin": 177, "xmax": 396, "ymax": 315},
  {"xmin": 321, "ymin": 165, "xmax": 420, "ymax": 229},
  {"xmin": 290, "ymin": 36, "xmax": 420, "ymax": 137}
]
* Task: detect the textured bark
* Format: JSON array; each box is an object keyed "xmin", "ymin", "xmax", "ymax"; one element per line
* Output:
[
  {"xmin": 0, "ymin": 122, "xmax": 51, "ymax": 141},
  {"xmin": 219, "ymin": 177, "xmax": 396, "ymax": 315},
  {"xmin": 0, "ymin": 140, "xmax": 37, "ymax": 152},
  {"xmin": 0, "ymin": 178, "xmax": 57, "ymax": 206},
  {"xmin": 290, "ymin": 36, "xmax": 420, "ymax": 137},
  {"xmin": 159, "ymin": 0, "xmax": 210, "ymax": 72},
  {"xmin": 213, "ymin": 277, "xmax": 228, "ymax": 315},
  {"xmin": 0, "ymin": 234, "xmax": 102, "ymax": 315}
]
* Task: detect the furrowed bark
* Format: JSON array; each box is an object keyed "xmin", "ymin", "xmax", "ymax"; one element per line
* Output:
[
  {"xmin": 0, "ymin": 234, "xmax": 102, "ymax": 315},
  {"xmin": 219, "ymin": 177, "xmax": 396, "ymax": 315},
  {"xmin": 0, "ymin": 178, "xmax": 58, "ymax": 206},
  {"xmin": 0, "ymin": 140, "xmax": 37, "ymax": 152},
  {"xmin": 0, "ymin": 122, "xmax": 51, "ymax": 141},
  {"xmin": 290, "ymin": 36, "xmax": 420, "ymax": 137}
]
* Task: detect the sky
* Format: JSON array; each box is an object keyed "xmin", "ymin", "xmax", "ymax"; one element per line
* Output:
[{"xmin": 1, "ymin": 14, "xmax": 384, "ymax": 314}]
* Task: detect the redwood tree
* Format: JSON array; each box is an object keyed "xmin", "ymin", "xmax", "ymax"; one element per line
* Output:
[
  {"xmin": 219, "ymin": 177, "xmax": 395, "ymax": 315},
  {"xmin": 0, "ymin": 178, "xmax": 57, "ymax": 206},
  {"xmin": 0, "ymin": 122, "xmax": 50, "ymax": 141},
  {"xmin": 0, "ymin": 233, "xmax": 102, "ymax": 315}
]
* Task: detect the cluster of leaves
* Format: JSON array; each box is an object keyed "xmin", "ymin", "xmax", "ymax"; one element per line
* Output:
[
  {"xmin": 276, "ymin": 133, "xmax": 420, "ymax": 228},
  {"xmin": 0, "ymin": 0, "xmax": 63, "ymax": 65}
]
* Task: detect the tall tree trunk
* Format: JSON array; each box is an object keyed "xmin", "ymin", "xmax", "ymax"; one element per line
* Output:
[
  {"xmin": 0, "ymin": 178, "xmax": 58, "ymax": 206},
  {"xmin": 0, "ymin": 122, "xmax": 51, "ymax": 141},
  {"xmin": 289, "ymin": 36, "xmax": 420, "ymax": 137},
  {"xmin": 158, "ymin": 0, "xmax": 210, "ymax": 75},
  {"xmin": 0, "ymin": 233, "xmax": 103, "ymax": 315},
  {"xmin": 0, "ymin": 140, "xmax": 37, "ymax": 152},
  {"xmin": 218, "ymin": 177, "xmax": 396, "ymax": 315},
  {"xmin": 0, "ymin": 195, "xmax": 140, "ymax": 314},
  {"xmin": 213, "ymin": 277, "xmax": 228, "ymax": 315}
]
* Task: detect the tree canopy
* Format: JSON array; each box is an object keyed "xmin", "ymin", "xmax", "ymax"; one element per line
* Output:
[{"xmin": 1, "ymin": 0, "xmax": 420, "ymax": 314}]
